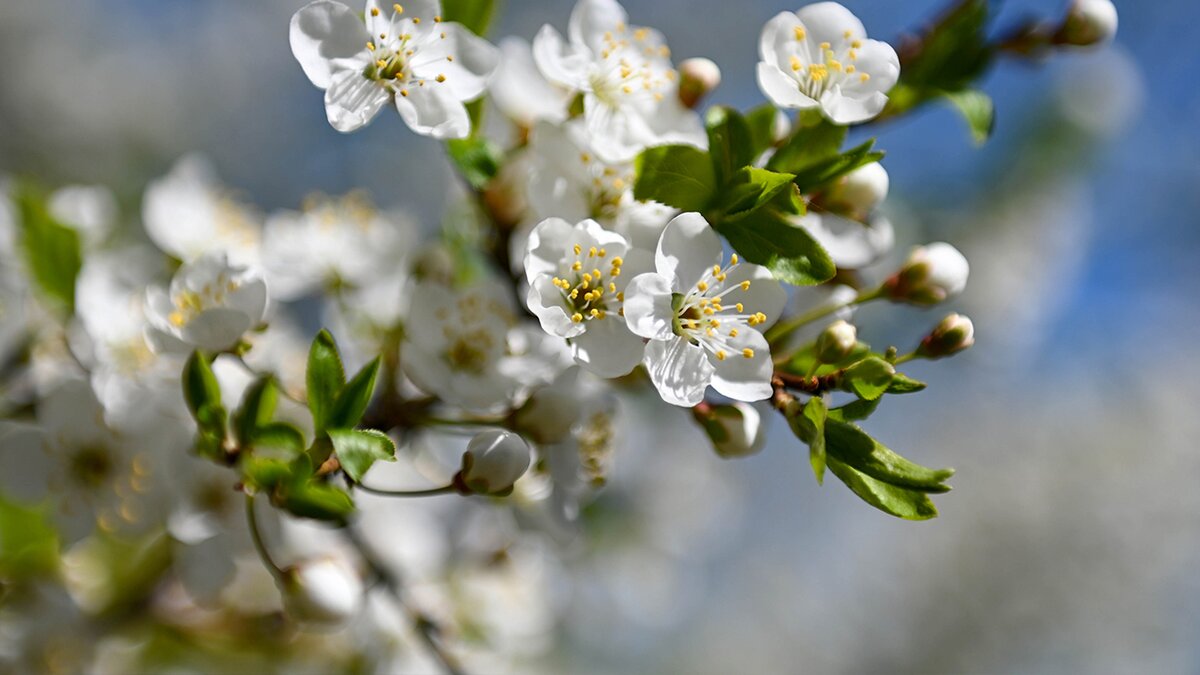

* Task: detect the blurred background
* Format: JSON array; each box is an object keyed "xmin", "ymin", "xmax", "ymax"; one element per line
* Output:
[{"xmin": 1, "ymin": 0, "xmax": 1197, "ymax": 672}]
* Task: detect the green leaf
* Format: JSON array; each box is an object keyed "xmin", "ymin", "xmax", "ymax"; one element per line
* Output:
[
  {"xmin": 241, "ymin": 456, "xmax": 293, "ymax": 492},
  {"xmin": 233, "ymin": 376, "xmax": 278, "ymax": 448},
  {"xmin": 633, "ymin": 144, "xmax": 717, "ymax": 212},
  {"xmin": 182, "ymin": 351, "xmax": 221, "ymax": 419},
  {"xmin": 803, "ymin": 397, "xmax": 828, "ymax": 484},
  {"xmin": 744, "ymin": 104, "xmax": 778, "ymax": 157},
  {"xmin": 329, "ymin": 429, "xmax": 397, "ymax": 483},
  {"xmin": 842, "ymin": 356, "xmax": 896, "ymax": 401},
  {"xmin": 828, "ymin": 397, "xmax": 881, "ymax": 422},
  {"xmin": 705, "ymin": 106, "xmax": 754, "ymax": 185},
  {"xmin": 943, "ymin": 89, "xmax": 995, "ymax": 145},
  {"xmin": 781, "ymin": 340, "xmax": 872, "ymax": 377},
  {"xmin": 0, "ymin": 493, "xmax": 59, "ymax": 580},
  {"xmin": 826, "ymin": 456, "xmax": 940, "ymax": 521},
  {"xmin": 250, "ymin": 422, "xmax": 306, "ymax": 455},
  {"xmin": 716, "ymin": 202, "xmax": 836, "ymax": 286},
  {"xmin": 714, "ymin": 167, "xmax": 797, "ymax": 219},
  {"xmin": 328, "ymin": 357, "xmax": 380, "ymax": 430},
  {"xmin": 282, "ymin": 480, "xmax": 356, "ymax": 523},
  {"xmin": 306, "ymin": 330, "xmax": 345, "ymax": 436},
  {"xmin": 824, "ymin": 419, "xmax": 954, "ymax": 493},
  {"xmin": 898, "ymin": 0, "xmax": 993, "ymax": 93},
  {"xmin": 447, "ymin": 136, "xmax": 503, "ymax": 189},
  {"xmin": 14, "ymin": 183, "xmax": 83, "ymax": 313},
  {"xmin": 766, "ymin": 119, "xmax": 847, "ymax": 174},
  {"xmin": 790, "ymin": 139, "xmax": 885, "ymax": 194},
  {"xmin": 887, "ymin": 372, "xmax": 928, "ymax": 394},
  {"xmin": 439, "ymin": 0, "xmax": 496, "ymax": 36}
]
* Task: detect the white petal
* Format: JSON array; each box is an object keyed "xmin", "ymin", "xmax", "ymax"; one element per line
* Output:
[
  {"xmin": 410, "ymin": 22, "xmax": 500, "ymax": 101},
  {"xmin": 227, "ymin": 276, "xmax": 269, "ymax": 325},
  {"xmin": 568, "ymin": 0, "xmax": 629, "ymax": 53},
  {"xmin": 795, "ymin": 2, "xmax": 867, "ymax": 44},
  {"xmin": 720, "ymin": 264, "xmax": 787, "ymax": 331},
  {"xmin": 366, "ymin": 0, "xmax": 439, "ymax": 33},
  {"xmin": 621, "ymin": 272, "xmax": 675, "ymax": 340},
  {"xmin": 583, "ymin": 96, "xmax": 652, "ymax": 163},
  {"xmin": 655, "ymin": 213, "xmax": 722, "ymax": 291},
  {"xmin": 490, "ymin": 37, "xmax": 571, "ymax": 125},
  {"xmin": 393, "ymin": 83, "xmax": 470, "ymax": 139},
  {"xmin": 325, "ymin": 69, "xmax": 389, "ymax": 132},
  {"xmin": 757, "ymin": 63, "xmax": 818, "ymax": 110},
  {"xmin": 797, "ymin": 212, "xmax": 892, "ymax": 269},
  {"xmin": 532, "ymin": 25, "xmax": 590, "ymax": 90},
  {"xmin": 759, "ymin": 11, "xmax": 803, "ymax": 70},
  {"xmin": 181, "ymin": 308, "xmax": 254, "ymax": 352},
  {"xmin": 643, "ymin": 337, "xmax": 713, "ymax": 407},
  {"xmin": 840, "ymin": 39, "xmax": 900, "ymax": 95},
  {"xmin": 820, "ymin": 87, "xmax": 889, "ymax": 125},
  {"xmin": 524, "ymin": 217, "xmax": 578, "ymax": 283},
  {"xmin": 709, "ymin": 329, "xmax": 774, "ymax": 402},
  {"xmin": 570, "ymin": 317, "xmax": 643, "ymax": 378},
  {"xmin": 290, "ymin": 0, "xmax": 369, "ymax": 89},
  {"xmin": 527, "ymin": 275, "xmax": 584, "ymax": 339}
]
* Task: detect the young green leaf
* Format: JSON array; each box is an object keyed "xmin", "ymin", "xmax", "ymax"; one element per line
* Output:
[
  {"xmin": 13, "ymin": 183, "xmax": 83, "ymax": 313},
  {"xmin": 790, "ymin": 139, "xmax": 885, "ymax": 194},
  {"xmin": 828, "ymin": 397, "xmax": 882, "ymax": 423},
  {"xmin": 826, "ymin": 456, "xmax": 940, "ymax": 521},
  {"xmin": 887, "ymin": 372, "xmax": 928, "ymax": 394},
  {"xmin": 0, "ymin": 494, "xmax": 60, "ymax": 580},
  {"xmin": 233, "ymin": 376, "xmax": 279, "ymax": 448},
  {"xmin": 447, "ymin": 136, "xmax": 503, "ymax": 189},
  {"xmin": 842, "ymin": 356, "xmax": 896, "ymax": 401},
  {"xmin": 943, "ymin": 89, "xmax": 995, "ymax": 145},
  {"xmin": 716, "ymin": 204, "xmax": 836, "ymax": 286},
  {"xmin": 439, "ymin": 0, "xmax": 496, "ymax": 36},
  {"xmin": 824, "ymin": 419, "xmax": 954, "ymax": 492},
  {"xmin": 705, "ymin": 106, "xmax": 754, "ymax": 185},
  {"xmin": 182, "ymin": 351, "xmax": 221, "ymax": 418},
  {"xmin": 714, "ymin": 167, "xmax": 797, "ymax": 219},
  {"xmin": 328, "ymin": 357, "xmax": 381, "ymax": 430},
  {"xmin": 633, "ymin": 144, "xmax": 717, "ymax": 212},
  {"xmin": 766, "ymin": 120, "xmax": 847, "ymax": 175},
  {"xmin": 743, "ymin": 104, "xmax": 779, "ymax": 157},
  {"xmin": 329, "ymin": 429, "xmax": 397, "ymax": 483},
  {"xmin": 804, "ymin": 397, "xmax": 828, "ymax": 484},
  {"xmin": 282, "ymin": 481, "xmax": 356, "ymax": 523},
  {"xmin": 251, "ymin": 423, "xmax": 306, "ymax": 455},
  {"xmin": 306, "ymin": 329, "xmax": 345, "ymax": 435}
]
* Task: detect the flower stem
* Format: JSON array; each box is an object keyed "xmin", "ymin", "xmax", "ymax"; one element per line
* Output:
[
  {"xmin": 245, "ymin": 494, "xmax": 287, "ymax": 584},
  {"xmin": 766, "ymin": 286, "xmax": 883, "ymax": 350},
  {"xmin": 892, "ymin": 351, "xmax": 919, "ymax": 366}
]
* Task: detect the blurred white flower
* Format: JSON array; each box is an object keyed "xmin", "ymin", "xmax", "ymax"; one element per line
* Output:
[
  {"xmin": 48, "ymin": 185, "xmax": 117, "ymax": 248},
  {"xmin": 757, "ymin": 2, "xmax": 899, "ymax": 124},
  {"xmin": 532, "ymin": 0, "xmax": 706, "ymax": 161},
  {"xmin": 489, "ymin": 37, "xmax": 573, "ymax": 128},
  {"xmin": 460, "ymin": 429, "xmax": 532, "ymax": 495},
  {"xmin": 523, "ymin": 217, "xmax": 649, "ymax": 377},
  {"xmin": 823, "ymin": 162, "xmax": 889, "ymax": 216},
  {"xmin": 623, "ymin": 214, "xmax": 786, "ymax": 406},
  {"xmin": 290, "ymin": 0, "xmax": 499, "ymax": 137},
  {"xmin": 142, "ymin": 155, "xmax": 261, "ymax": 266},
  {"xmin": 791, "ymin": 211, "xmax": 893, "ymax": 269},
  {"xmin": 145, "ymin": 252, "xmax": 268, "ymax": 353},
  {"xmin": 886, "ymin": 242, "xmax": 970, "ymax": 305},
  {"xmin": 282, "ymin": 556, "xmax": 365, "ymax": 625},
  {"xmin": 696, "ymin": 402, "xmax": 767, "ymax": 459}
]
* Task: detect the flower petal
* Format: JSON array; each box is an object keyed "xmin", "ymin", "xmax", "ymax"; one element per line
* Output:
[
  {"xmin": 709, "ymin": 329, "xmax": 773, "ymax": 402},
  {"xmin": 795, "ymin": 2, "xmax": 867, "ymax": 45},
  {"xmin": 720, "ymin": 263, "xmax": 787, "ymax": 331},
  {"xmin": 527, "ymin": 274, "xmax": 585, "ymax": 339},
  {"xmin": 532, "ymin": 25, "xmax": 590, "ymax": 90},
  {"xmin": 643, "ymin": 337, "xmax": 713, "ymax": 407},
  {"xmin": 325, "ymin": 69, "xmax": 389, "ymax": 132},
  {"xmin": 570, "ymin": 316, "xmax": 643, "ymax": 377},
  {"xmin": 757, "ymin": 63, "xmax": 817, "ymax": 110},
  {"xmin": 490, "ymin": 37, "xmax": 572, "ymax": 126},
  {"xmin": 759, "ymin": 11, "xmax": 803, "ymax": 70},
  {"xmin": 819, "ymin": 87, "xmax": 889, "ymax": 125},
  {"xmin": 411, "ymin": 22, "xmax": 500, "ymax": 101},
  {"xmin": 524, "ymin": 217, "xmax": 578, "ymax": 282},
  {"xmin": 290, "ymin": 0, "xmax": 369, "ymax": 89},
  {"xmin": 568, "ymin": 0, "xmax": 629, "ymax": 54},
  {"xmin": 393, "ymin": 82, "xmax": 470, "ymax": 139},
  {"xmin": 181, "ymin": 308, "xmax": 254, "ymax": 352},
  {"xmin": 621, "ymin": 272, "xmax": 675, "ymax": 340},
  {"xmin": 655, "ymin": 213, "xmax": 722, "ymax": 291}
]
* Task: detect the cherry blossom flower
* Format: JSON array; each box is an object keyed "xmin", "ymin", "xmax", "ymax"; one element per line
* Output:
[
  {"xmin": 757, "ymin": 2, "xmax": 899, "ymax": 124},
  {"xmin": 290, "ymin": 0, "xmax": 499, "ymax": 137},
  {"xmin": 488, "ymin": 37, "xmax": 573, "ymax": 128},
  {"xmin": 145, "ymin": 252, "xmax": 269, "ymax": 353},
  {"xmin": 623, "ymin": 213, "xmax": 786, "ymax": 407},
  {"xmin": 532, "ymin": 0, "xmax": 705, "ymax": 161},
  {"xmin": 142, "ymin": 155, "xmax": 261, "ymax": 266}
]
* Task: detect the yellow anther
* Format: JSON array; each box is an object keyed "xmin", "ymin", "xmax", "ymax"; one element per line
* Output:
[
  {"xmin": 597, "ymin": 309, "xmax": 607, "ymax": 319},
  {"xmin": 730, "ymin": 254, "xmax": 738, "ymax": 264},
  {"xmin": 379, "ymin": 32, "xmax": 387, "ymax": 39},
  {"xmin": 412, "ymin": 17, "xmax": 420, "ymax": 24},
  {"xmin": 713, "ymin": 265, "xmax": 721, "ymax": 276},
  {"xmin": 703, "ymin": 307, "xmax": 715, "ymax": 316},
  {"xmin": 729, "ymin": 328, "xmax": 739, "ymax": 337},
  {"xmin": 608, "ymin": 282, "xmax": 617, "ymax": 293},
  {"xmin": 617, "ymin": 292, "xmax": 625, "ymax": 301},
  {"xmin": 611, "ymin": 177, "xmax": 625, "ymax": 190},
  {"xmin": 756, "ymin": 312, "xmax": 767, "ymax": 323},
  {"xmin": 860, "ymin": 73, "xmax": 871, "ymax": 83},
  {"xmin": 848, "ymin": 49, "xmax": 858, "ymax": 60},
  {"xmin": 844, "ymin": 30, "xmax": 853, "ymax": 39},
  {"xmin": 590, "ymin": 308, "xmax": 600, "ymax": 318},
  {"xmin": 168, "ymin": 311, "xmax": 185, "ymax": 327},
  {"xmin": 394, "ymin": 3, "xmax": 403, "ymax": 13},
  {"xmin": 570, "ymin": 289, "xmax": 579, "ymax": 299},
  {"xmin": 742, "ymin": 348, "xmax": 755, "ymax": 359},
  {"xmin": 716, "ymin": 350, "xmax": 727, "ymax": 361},
  {"xmin": 592, "ymin": 268, "xmax": 602, "ymax": 279},
  {"xmin": 707, "ymin": 327, "xmax": 716, "ymax": 336},
  {"xmin": 830, "ymin": 60, "xmax": 842, "ymax": 72},
  {"xmin": 790, "ymin": 55, "xmax": 802, "ymax": 72},
  {"xmin": 367, "ymin": 41, "xmax": 377, "ymax": 51},
  {"xmin": 436, "ymin": 74, "xmax": 446, "ymax": 82},
  {"xmin": 659, "ymin": 45, "xmax": 670, "ymax": 57},
  {"xmin": 581, "ymin": 279, "xmax": 590, "ymax": 290},
  {"xmin": 852, "ymin": 40, "xmax": 863, "ymax": 49},
  {"xmin": 574, "ymin": 244, "xmax": 582, "ymax": 255},
  {"xmin": 371, "ymin": 7, "xmax": 380, "ymax": 16},
  {"xmin": 400, "ymin": 89, "xmax": 409, "ymax": 96},
  {"xmin": 819, "ymin": 41, "xmax": 831, "ymax": 50},
  {"xmin": 634, "ymin": 28, "xmax": 649, "ymax": 41},
  {"xmin": 573, "ymin": 261, "xmax": 582, "ymax": 271},
  {"xmin": 434, "ymin": 15, "xmax": 442, "ymax": 22},
  {"xmin": 622, "ymin": 85, "xmax": 633, "ymax": 94},
  {"xmin": 376, "ymin": 59, "xmax": 387, "ymax": 69},
  {"xmin": 740, "ymin": 280, "xmax": 751, "ymax": 291},
  {"xmin": 697, "ymin": 281, "xmax": 708, "ymax": 292},
  {"xmin": 716, "ymin": 273, "xmax": 726, "ymax": 282},
  {"xmin": 441, "ymin": 32, "xmax": 446, "ymax": 39},
  {"xmin": 598, "ymin": 248, "xmax": 606, "ymax": 257},
  {"xmin": 611, "ymin": 256, "xmax": 623, "ymax": 267},
  {"xmin": 794, "ymin": 26, "xmax": 806, "ymax": 41},
  {"xmin": 620, "ymin": 66, "xmax": 633, "ymax": 78},
  {"xmin": 447, "ymin": 55, "xmax": 454, "ymax": 61},
  {"xmin": 735, "ymin": 302, "xmax": 744, "ymax": 312},
  {"xmin": 582, "ymin": 272, "xmax": 593, "ymax": 282},
  {"xmin": 846, "ymin": 65, "xmax": 856, "ymax": 74},
  {"xmin": 571, "ymin": 313, "xmax": 584, "ymax": 323}
]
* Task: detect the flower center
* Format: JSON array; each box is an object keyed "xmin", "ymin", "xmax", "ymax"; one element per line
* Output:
[
  {"xmin": 787, "ymin": 28, "xmax": 872, "ymax": 99},
  {"xmin": 550, "ymin": 244, "xmax": 624, "ymax": 324},
  {"xmin": 168, "ymin": 274, "xmax": 241, "ymax": 328},
  {"xmin": 672, "ymin": 254, "xmax": 767, "ymax": 361},
  {"xmin": 432, "ymin": 292, "xmax": 513, "ymax": 373},
  {"xmin": 364, "ymin": 5, "xmax": 453, "ymax": 99},
  {"xmin": 578, "ymin": 153, "xmax": 631, "ymax": 219},
  {"xmin": 589, "ymin": 23, "xmax": 676, "ymax": 107}
]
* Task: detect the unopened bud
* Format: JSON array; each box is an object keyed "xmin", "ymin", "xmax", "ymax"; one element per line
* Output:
[
  {"xmin": 678, "ymin": 58, "xmax": 721, "ymax": 109},
  {"xmin": 693, "ymin": 402, "xmax": 765, "ymax": 459},
  {"xmin": 282, "ymin": 557, "xmax": 364, "ymax": 625},
  {"xmin": 815, "ymin": 320, "xmax": 858, "ymax": 364},
  {"xmin": 917, "ymin": 313, "xmax": 975, "ymax": 359},
  {"xmin": 825, "ymin": 162, "xmax": 889, "ymax": 216},
  {"xmin": 458, "ymin": 429, "xmax": 531, "ymax": 496},
  {"xmin": 885, "ymin": 242, "xmax": 969, "ymax": 305},
  {"xmin": 1059, "ymin": 0, "xmax": 1118, "ymax": 47}
]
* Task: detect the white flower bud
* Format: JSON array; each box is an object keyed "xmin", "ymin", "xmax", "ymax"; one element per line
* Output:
[
  {"xmin": 815, "ymin": 320, "xmax": 858, "ymax": 364},
  {"xmin": 1061, "ymin": 0, "xmax": 1118, "ymax": 47},
  {"xmin": 825, "ymin": 163, "xmax": 890, "ymax": 216},
  {"xmin": 917, "ymin": 313, "xmax": 976, "ymax": 359},
  {"xmin": 694, "ymin": 402, "xmax": 766, "ymax": 459},
  {"xmin": 886, "ymin": 242, "xmax": 970, "ymax": 305},
  {"xmin": 282, "ymin": 557, "xmax": 363, "ymax": 625},
  {"xmin": 459, "ymin": 429, "xmax": 532, "ymax": 496},
  {"xmin": 678, "ymin": 58, "xmax": 721, "ymax": 109}
]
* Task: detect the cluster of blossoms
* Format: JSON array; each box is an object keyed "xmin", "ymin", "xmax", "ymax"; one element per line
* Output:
[{"xmin": 0, "ymin": 0, "xmax": 1116, "ymax": 671}]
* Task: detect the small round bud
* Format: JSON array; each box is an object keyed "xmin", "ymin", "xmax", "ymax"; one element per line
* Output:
[
  {"xmin": 815, "ymin": 320, "xmax": 858, "ymax": 364},
  {"xmin": 693, "ymin": 402, "xmax": 765, "ymax": 459},
  {"xmin": 825, "ymin": 163, "xmax": 889, "ymax": 216},
  {"xmin": 678, "ymin": 58, "xmax": 721, "ymax": 109},
  {"xmin": 281, "ymin": 557, "xmax": 364, "ymax": 625},
  {"xmin": 917, "ymin": 313, "xmax": 975, "ymax": 359},
  {"xmin": 1060, "ymin": 0, "xmax": 1118, "ymax": 47},
  {"xmin": 885, "ymin": 242, "xmax": 970, "ymax": 305},
  {"xmin": 458, "ymin": 429, "xmax": 531, "ymax": 496}
]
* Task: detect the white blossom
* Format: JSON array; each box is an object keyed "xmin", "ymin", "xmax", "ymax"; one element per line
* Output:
[
  {"xmin": 290, "ymin": 0, "xmax": 499, "ymax": 137},
  {"xmin": 282, "ymin": 556, "xmax": 365, "ymax": 624},
  {"xmin": 886, "ymin": 242, "xmax": 970, "ymax": 305},
  {"xmin": 145, "ymin": 252, "xmax": 268, "ymax": 353},
  {"xmin": 523, "ymin": 217, "xmax": 650, "ymax": 378},
  {"xmin": 532, "ymin": 0, "xmax": 706, "ymax": 161},
  {"xmin": 757, "ymin": 2, "xmax": 899, "ymax": 125},
  {"xmin": 142, "ymin": 155, "xmax": 261, "ymax": 266},
  {"xmin": 791, "ymin": 211, "xmax": 893, "ymax": 269},
  {"xmin": 623, "ymin": 213, "xmax": 787, "ymax": 407},
  {"xmin": 460, "ymin": 429, "xmax": 532, "ymax": 495},
  {"xmin": 699, "ymin": 402, "xmax": 766, "ymax": 459},
  {"xmin": 48, "ymin": 185, "xmax": 117, "ymax": 248},
  {"xmin": 489, "ymin": 37, "xmax": 573, "ymax": 128}
]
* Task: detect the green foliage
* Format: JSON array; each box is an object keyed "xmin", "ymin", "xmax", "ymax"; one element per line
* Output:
[
  {"xmin": 782, "ymin": 340, "xmax": 873, "ymax": 377},
  {"xmin": 329, "ymin": 429, "xmax": 397, "ymax": 483},
  {"xmin": 447, "ymin": 136, "xmax": 503, "ymax": 190},
  {"xmin": 828, "ymin": 397, "xmax": 881, "ymax": 422},
  {"xmin": 249, "ymin": 423, "xmax": 306, "ymax": 455},
  {"xmin": 944, "ymin": 89, "xmax": 995, "ymax": 145},
  {"xmin": 714, "ymin": 167, "xmax": 796, "ymax": 219},
  {"xmin": 803, "ymin": 397, "xmax": 828, "ymax": 484},
  {"xmin": 766, "ymin": 119, "xmax": 847, "ymax": 174},
  {"xmin": 842, "ymin": 356, "xmax": 896, "ymax": 401},
  {"xmin": 12, "ymin": 182, "xmax": 83, "ymax": 313},
  {"xmin": 0, "ymin": 494, "xmax": 59, "ymax": 580},
  {"xmin": 440, "ymin": 0, "xmax": 496, "ymax": 36},
  {"xmin": 743, "ymin": 105, "xmax": 778, "ymax": 157},
  {"xmin": 826, "ymin": 457, "xmax": 940, "ymax": 521},
  {"xmin": 887, "ymin": 373, "xmax": 928, "ymax": 394},
  {"xmin": 824, "ymin": 419, "xmax": 954, "ymax": 493},
  {"xmin": 633, "ymin": 144, "xmax": 717, "ymax": 212},
  {"xmin": 716, "ymin": 197, "xmax": 835, "ymax": 286},
  {"xmin": 274, "ymin": 455, "xmax": 355, "ymax": 523},
  {"xmin": 233, "ymin": 376, "xmax": 278, "ymax": 449},
  {"xmin": 182, "ymin": 352, "xmax": 221, "ymax": 418},
  {"xmin": 705, "ymin": 106, "xmax": 756, "ymax": 185},
  {"xmin": 328, "ymin": 357, "xmax": 380, "ymax": 431},
  {"xmin": 306, "ymin": 330, "xmax": 346, "ymax": 436}
]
